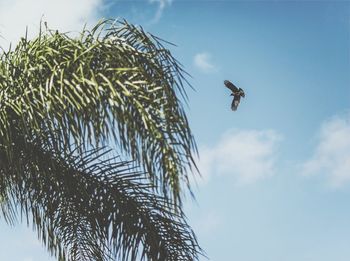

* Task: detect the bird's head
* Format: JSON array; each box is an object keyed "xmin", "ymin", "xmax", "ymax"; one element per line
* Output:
[{"xmin": 239, "ymin": 88, "xmax": 245, "ymax": 98}]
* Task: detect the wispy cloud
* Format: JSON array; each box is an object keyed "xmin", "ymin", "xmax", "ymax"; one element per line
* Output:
[
  {"xmin": 0, "ymin": 0, "xmax": 103, "ymax": 49},
  {"xmin": 196, "ymin": 129, "xmax": 282, "ymax": 185},
  {"xmin": 148, "ymin": 0, "xmax": 173, "ymax": 24},
  {"xmin": 302, "ymin": 113, "xmax": 350, "ymax": 187},
  {"xmin": 193, "ymin": 52, "xmax": 217, "ymax": 72}
]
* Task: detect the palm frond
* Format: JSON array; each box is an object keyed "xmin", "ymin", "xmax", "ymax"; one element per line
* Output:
[
  {"xmin": 0, "ymin": 19, "xmax": 202, "ymax": 260},
  {"xmin": 0, "ymin": 129, "xmax": 201, "ymax": 261},
  {"xmin": 0, "ymin": 19, "xmax": 197, "ymax": 205}
]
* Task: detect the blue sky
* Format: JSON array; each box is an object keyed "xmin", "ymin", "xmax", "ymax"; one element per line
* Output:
[{"xmin": 0, "ymin": 0, "xmax": 349, "ymax": 260}]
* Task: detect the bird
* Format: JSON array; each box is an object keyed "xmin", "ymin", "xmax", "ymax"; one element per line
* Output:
[{"xmin": 224, "ymin": 80, "xmax": 245, "ymax": 111}]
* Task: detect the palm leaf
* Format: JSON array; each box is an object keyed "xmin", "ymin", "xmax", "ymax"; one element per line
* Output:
[
  {"xmin": 0, "ymin": 19, "xmax": 197, "ymax": 206},
  {"xmin": 0, "ymin": 19, "xmax": 202, "ymax": 261},
  {"xmin": 0, "ymin": 127, "xmax": 201, "ymax": 260}
]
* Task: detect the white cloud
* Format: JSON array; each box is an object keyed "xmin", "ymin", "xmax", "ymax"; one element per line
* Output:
[
  {"xmin": 197, "ymin": 129, "xmax": 282, "ymax": 185},
  {"xmin": 0, "ymin": 0, "xmax": 103, "ymax": 49},
  {"xmin": 193, "ymin": 52, "xmax": 217, "ymax": 72},
  {"xmin": 302, "ymin": 114, "xmax": 350, "ymax": 187},
  {"xmin": 148, "ymin": 0, "xmax": 173, "ymax": 24}
]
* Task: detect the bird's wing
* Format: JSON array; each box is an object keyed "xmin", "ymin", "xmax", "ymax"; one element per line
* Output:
[
  {"xmin": 224, "ymin": 80, "xmax": 239, "ymax": 93},
  {"xmin": 231, "ymin": 95, "xmax": 241, "ymax": 111}
]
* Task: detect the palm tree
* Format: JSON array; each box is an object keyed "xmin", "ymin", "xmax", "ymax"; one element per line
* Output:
[{"xmin": 0, "ymin": 19, "xmax": 201, "ymax": 261}]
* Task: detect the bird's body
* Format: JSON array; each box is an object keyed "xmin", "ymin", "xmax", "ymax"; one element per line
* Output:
[{"xmin": 224, "ymin": 80, "xmax": 245, "ymax": 111}]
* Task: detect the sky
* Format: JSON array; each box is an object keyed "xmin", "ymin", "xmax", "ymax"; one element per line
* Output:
[{"xmin": 0, "ymin": 0, "xmax": 349, "ymax": 260}]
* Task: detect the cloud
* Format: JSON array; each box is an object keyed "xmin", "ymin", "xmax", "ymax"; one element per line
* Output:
[
  {"xmin": 193, "ymin": 52, "xmax": 217, "ymax": 72},
  {"xmin": 302, "ymin": 113, "xmax": 350, "ymax": 187},
  {"xmin": 0, "ymin": 0, "xmax": 103, "ymax": 49},
  {"xmin": 148, "ymin": 0, "xmax": 173, "ymax": 24},
  {"xmin": 197, "ymin": 129, "xmax": 282, "ymax": 185}
]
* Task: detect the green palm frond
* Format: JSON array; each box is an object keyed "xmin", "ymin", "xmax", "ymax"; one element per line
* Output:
[
  {"xmin": 0, "ymin": 19, "xmax": 197, "ymax": 205},
  {"xmin": 0, "ymin": 19, "xmax": 202, "ymax": 261},
  {"xmin": 0, "ymin": 130, "xmax": 200, "ymax": 260}
]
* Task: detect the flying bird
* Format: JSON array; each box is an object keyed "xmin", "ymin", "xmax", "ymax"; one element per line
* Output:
[{"xmin": 224, "ymin": 80, "xmax": 245, "ymax": 111}]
